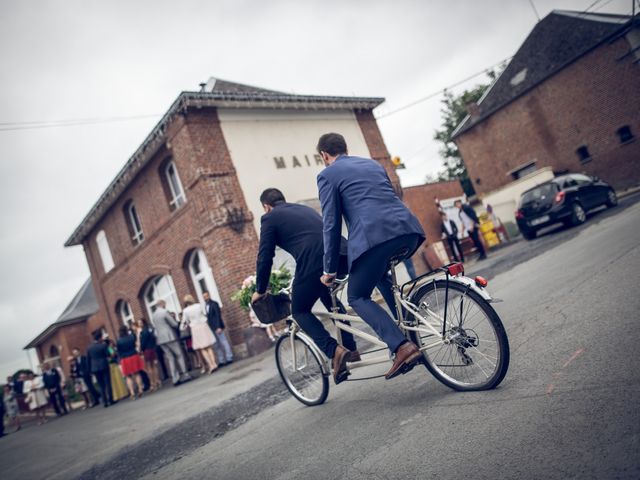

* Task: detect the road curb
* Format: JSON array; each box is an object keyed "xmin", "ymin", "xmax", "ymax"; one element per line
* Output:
[{"xmin": 616, "ymin": 185, "xmax": 640, "ymax": 199}]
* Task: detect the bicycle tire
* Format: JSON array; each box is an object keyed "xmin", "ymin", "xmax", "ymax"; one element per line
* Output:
[
  {"xmin": 408, "ymin": 280, "xmax": 509, "ymax": 391},
  {"xmin": 275, "ymin": 332, "xmax": 329, "ymax": 406}
]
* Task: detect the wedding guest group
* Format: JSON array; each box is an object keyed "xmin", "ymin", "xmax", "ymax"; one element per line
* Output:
[{"xmin": 4, "ymin": 303, "xmax": 236, "ymax": 433}]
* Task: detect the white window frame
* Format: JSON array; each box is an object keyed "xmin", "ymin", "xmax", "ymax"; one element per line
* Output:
[
  {"xmin": 188, "ymin": 249, "xmax": 222, "ymax": 306},
  {"xmin": 96, "ymin": 230, "xmax": 115, "ymax": 273},
  {"xmin": 165, "ymin": 161, "xmax": 186, "ymax": 209},
  {"xmin": 117, "ymin": 300, "xmax": 135, "ymax": 326},
  {"xmin": 127, "ymin": 203, "xmax": 144, "ymax": 245},
  {"xmin": 143, "ymin": 274, "xmax": 182, "ymax": 319}
]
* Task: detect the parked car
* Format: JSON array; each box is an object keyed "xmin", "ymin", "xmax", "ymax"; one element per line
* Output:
[{"xmin": 515, "ymin": 173, "xmax": 617, "ymax": 240}]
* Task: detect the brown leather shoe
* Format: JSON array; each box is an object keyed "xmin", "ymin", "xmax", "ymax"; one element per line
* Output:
[
  {"xmin": 349, "ymin": 350, "xmax": 361, "ymax": 362},
  {"xmin": 332, "ymin": 345, "xmax": 352, "ymax": 385},
  {"xmin": 385, "ymin": 342, "xmax": 422, "ymax": 380}
]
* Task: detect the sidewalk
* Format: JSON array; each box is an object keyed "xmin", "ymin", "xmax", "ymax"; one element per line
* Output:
[{"xmin": 0, "ymin": 347, "xmax": 281, "ymax": 480}]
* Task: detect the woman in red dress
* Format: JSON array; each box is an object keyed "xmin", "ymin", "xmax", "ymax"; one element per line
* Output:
[{"xmin": 116, "ymin": 325, "xmax": 146, "ymax": 399}]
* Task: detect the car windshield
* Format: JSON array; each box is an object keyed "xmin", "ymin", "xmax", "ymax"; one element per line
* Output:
[{"xmin": 520, "ymin": 183, "xmax": 557, "ymax": 205}]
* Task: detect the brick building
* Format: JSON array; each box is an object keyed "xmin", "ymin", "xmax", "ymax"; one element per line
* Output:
[
  {"xmin": 37, "ymin": 78, "xmax": 402, "ymax": 361},
  {"xmin": 402, "ymin": 180, "xmax": 465, "ymax": 272},
  {"xmin": 24, "ymin": 279, "xmax": 104, "ymax": 375},
  {"xmin": 452, "ymin": 11, "xmax": 640, "ymax": 195}
]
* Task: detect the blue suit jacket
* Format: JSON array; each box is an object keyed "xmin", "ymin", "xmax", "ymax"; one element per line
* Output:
[{"xmin": 317, "ymin": 155, "xmax": 425, "ymax": 273}]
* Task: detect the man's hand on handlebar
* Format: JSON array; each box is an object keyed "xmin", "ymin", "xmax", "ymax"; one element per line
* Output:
[{"xmin": 320, "ymin": 273, "xmax": 336, "ymax": 287}]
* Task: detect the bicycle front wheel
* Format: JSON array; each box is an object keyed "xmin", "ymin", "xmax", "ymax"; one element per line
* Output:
[
  {"xmin": 275, "ymin": 332, "xmax": 329, "ymax": 406},
  {"xmin": 408, "ymin": 280, "xmax": 510, "ymax": 391}
]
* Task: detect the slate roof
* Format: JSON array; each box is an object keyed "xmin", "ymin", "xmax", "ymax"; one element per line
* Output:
[
  {"xmin": 452, "ymin": 10, "xmax": 633, "ymax": 139},
  {"xmin": 24, "ymin": 278, "xmax": 98, "ymax": 349},
  {"xmin": 65, "ymin": 78, "xmax": 384, "ymax": 246}
]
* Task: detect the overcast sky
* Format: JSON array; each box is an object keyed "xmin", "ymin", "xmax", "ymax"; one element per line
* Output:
[{"xmin": 0, "ymin": 0, "xmax": 633, "ymax": 378}]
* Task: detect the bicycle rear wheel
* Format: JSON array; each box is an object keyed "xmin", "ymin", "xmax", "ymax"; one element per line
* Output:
[
  {"xmin": 408, "ymin": 280, "xmax": 509, "ymax": 391},
  {"xmin": 275, "ymin": 332, "xmax": 329, "ymax": 406}
]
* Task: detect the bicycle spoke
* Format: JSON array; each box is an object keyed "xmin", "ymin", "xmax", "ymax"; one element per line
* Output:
[{"xmin": 410, "ymin": 280, "xmax": 508, "ymax": 390}]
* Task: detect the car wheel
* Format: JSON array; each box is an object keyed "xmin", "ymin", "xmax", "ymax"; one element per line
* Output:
[
  {"xmin": 605, "ymin": 189, "xmax": 618, "ymax": 208},
  {"xmin": 571, "ymin": 202, "xmax": 586, "ymax": 226},
  {"xmin": 522, "ymin": 228, "xmax": 536, "ymax": 240}
]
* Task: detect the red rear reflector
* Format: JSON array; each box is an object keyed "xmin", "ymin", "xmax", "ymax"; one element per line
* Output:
[
  {"xmin": 446, "ymin": 263, "xmax": 464, "ymax": 276},
  {"xmin": 475, "ymin": 276, "xmax": 488, "ymax": 287},
  {"xmin": 555, "ymin": 191, "xmax": 565, "ymax": 203},
  {"xmin": 515, "ymin": 210, "xmax": 524, "ymax": 220}
]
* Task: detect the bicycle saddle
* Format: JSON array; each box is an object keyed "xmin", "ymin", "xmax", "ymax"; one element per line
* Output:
[{"xmin": 388, "ymin": 247, "xmax": 411, "ymax": 265}]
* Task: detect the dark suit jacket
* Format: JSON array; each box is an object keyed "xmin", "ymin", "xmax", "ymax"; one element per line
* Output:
[
  {"xmin": 205, "ymin": 299, "xmax": 225, "ymax": 331},
  {"xmin": 87, "ymin": 341, "xmax": 110, "ymax": 373},
  {"xmin": 42, "ymin": 369, "xmax": 62, "ymax": 389},
  {"xmin": 256, "ymin": 202, "xmax": 327, "ymax": 293},
  {"xmin": 440, "ymin": 219, "xmax": 459, "ymax": 238},
  {"xmin": 459, "ymin": 204, "xmax": 479, "ymax": 225},
  {"xmin": 77, "ymin": 355, "xmax": 91, "ymax": 378},
  {"xmin": 317, "ymin": 155, "xmax": 425, "ymax": 273}
]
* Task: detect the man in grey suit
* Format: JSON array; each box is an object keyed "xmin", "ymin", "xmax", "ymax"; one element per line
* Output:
[{"xmin": 151, "ymin": 300, "xmax": 192, "ymax": 386}]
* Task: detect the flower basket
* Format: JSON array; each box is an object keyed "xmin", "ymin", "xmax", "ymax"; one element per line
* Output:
[
  {"xmin": 231, "ymin": 265, "xmax": 293, "ymax": 313},
  {"xmin": 251, "ymin": 292, "xmax": 292, "ymax": 324}
]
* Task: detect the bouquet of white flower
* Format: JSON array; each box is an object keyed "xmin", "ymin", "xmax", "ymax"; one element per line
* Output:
[{"xmin": 231, "ymin": 265, "xmax": 292, "ymax": 311}]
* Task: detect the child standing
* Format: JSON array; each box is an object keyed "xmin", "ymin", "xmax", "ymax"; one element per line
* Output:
[{"xmin": 3, "ymin": 384, "xmax": 21, "ymax": 432}]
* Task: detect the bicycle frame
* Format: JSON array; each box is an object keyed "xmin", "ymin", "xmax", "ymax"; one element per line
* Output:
[{"xmin": 286, "ymin": 261, "xmax": 493, "ymax": 376}]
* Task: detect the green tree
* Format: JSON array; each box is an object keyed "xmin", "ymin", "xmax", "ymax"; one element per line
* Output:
[{"xmin": 434, "ymin": 69, "xmax": 501, "ymax": 197}]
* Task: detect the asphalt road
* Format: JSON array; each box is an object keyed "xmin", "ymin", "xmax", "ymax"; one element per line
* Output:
[
  {"xmin": 140, "ymin": 194, "xmax": 640, "ymax": 479},
  {"xmin": 2, "ymin": 193, "xmax": 638, "ymax": 480}
]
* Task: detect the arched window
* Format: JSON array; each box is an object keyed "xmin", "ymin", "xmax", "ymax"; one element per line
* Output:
[
  {"xmin": 116, "ymin": 300, "xmax": 134, "ymax": 326},
  {"xmin": 164, "ymin": 161, "xmax": 186, "ymax": 210},
  {"xmin": 126, "ymin": 202, "xmax": 144, "ymax": 245},
  {"xmin": 188, "ymin": 249, "xmax": 222, "ymax": 305},
  {"xmin": 49, "ymin": 345, "xmax": 59, "ymax": 358},
  {"xmin": 143, "ymin": 274, "xmax": 181, "ymax": 319},
  {"xmin": 96, "ymin": 230, "xmax": 115, "ymax": 273}
]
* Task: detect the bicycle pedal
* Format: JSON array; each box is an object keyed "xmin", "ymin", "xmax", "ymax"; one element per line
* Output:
[
  {"xmin": 400, "ymin": 360, "xmax": 419, "ymax": 375},
  {"xmin": 334, "ymin": 370, "xmax": 350, "ymax": 385}
]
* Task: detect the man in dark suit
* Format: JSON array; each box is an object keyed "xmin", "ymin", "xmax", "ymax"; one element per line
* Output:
[
  {"xmin": 455, "ymin": 199, "xmax": 486, "ymax": 260},
  {"xmin": 316, "ymin": 133, "xmax": 426, "ymax": 381},
  {"xmin": 251, "ymin": 189, "xmax": 363, "ymax": 382},
  {"xmin": 42, "ymin": 362, "xmax": 68, "ymax": 416},
  {"xmin": 440, "ymin": 211, "xmax": 464, "ymax": 262},
  {"xmin": 87, "ymin": 332, "xmax": 113, "ymax": 407},
  {"xmin": 203, "ymin": 291, "xmax": 234, "ymax": 366},
  {"xmin": 72, "ymin": 347, "xmax": 99, "ymax": 406}
]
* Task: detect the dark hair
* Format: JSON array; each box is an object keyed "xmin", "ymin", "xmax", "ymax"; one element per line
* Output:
[
  {"xmin": 93, "ymin": 331, "xmax": 103, "ymax": 341},
  {"xmin": 118, "ymin": 325, "xmax": 129, "ymax": 337},
  {"xmin": 260, "ymin": 188, "xmax": 286, "ymax": 207},
  {"xmin": 317, "ymin": 133, "xmax": 347, "ymax": 156},
  {"xmin": 439, "ymin": 211, "xmax": 448, "ymax": 217},
  {"xmin": 139, "ymin": 318, "xmax": 149, "ymax": 328}
]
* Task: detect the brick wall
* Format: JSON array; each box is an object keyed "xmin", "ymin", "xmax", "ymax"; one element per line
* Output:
[
  {"xmin": 456, "ymin": 33, "xmax": 640, "ymax": 194},
  {"xmin": 403, "ymin": 181, "xmax": 465, "ymax": 273},
  {"xmin": 355, "ymin": 110, "xmax": 403, "ymax": 195},
  {"xmin": 82, "ymin": 108, "xmax": 259, "ymax": 358}
]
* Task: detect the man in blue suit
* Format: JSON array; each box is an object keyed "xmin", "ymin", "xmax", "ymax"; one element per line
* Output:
[{"xmin": 317, "ymin": 133, "xmax": 426, "ymax": 381}]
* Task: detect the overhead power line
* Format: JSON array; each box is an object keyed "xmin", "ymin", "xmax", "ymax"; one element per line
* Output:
[
  {"xmin": 375, "ymin": 56, "xmax": 513, "ymax": 120},
  {"xmin": 0, "ymin": 114, "xmax": 162, "ymax": 132}
]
